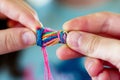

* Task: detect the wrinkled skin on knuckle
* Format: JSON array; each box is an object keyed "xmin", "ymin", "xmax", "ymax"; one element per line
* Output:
[
  {"xmin": 85, "ymin": 35, "xmax": 101, "ymax": 58},
  {"xmin": 2, "ymin": 29, "xmax": 25, "ymax": 53},
  {"xmin": 4, "ymin": 31, "xmax": 17, "ymax": 52}
]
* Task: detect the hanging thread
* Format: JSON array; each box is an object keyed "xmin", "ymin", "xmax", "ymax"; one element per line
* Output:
[{"xmin": 36, "ymin": 27, "xmax": 67, "ymax": 80}]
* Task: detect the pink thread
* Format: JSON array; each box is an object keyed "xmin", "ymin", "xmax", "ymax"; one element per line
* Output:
[
  {"xmin": 41, "ymin": 47, "xmax": 54, "ymax": 80},
  {"xmin": 37, "ymin": 28, "xmax": 67, "ymax": 80},
  {"xmin": 57, "ymin": 31, "xmax": 60, "ymax": 41},
  {"xmin": 43, "ymin": 28, "xmax": 53, "ymax": 33}
]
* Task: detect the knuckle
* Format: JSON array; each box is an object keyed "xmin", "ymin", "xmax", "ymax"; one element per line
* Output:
[
  {"xmin": 86, "ymin": 35, "xmax": 101, "ymax": 57},
  {"xmin": 4, "ymin": 32, "xmax": 17, "ymax": 52}
]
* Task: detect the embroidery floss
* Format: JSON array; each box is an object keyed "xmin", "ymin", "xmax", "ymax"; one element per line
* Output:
[
  {"xmin": 37, "ymin": 28, "xmax": 67, "ymax": 80},
  {"xmin": 37, "ymin": 28, "xmax": 67, "ymax": 47}
]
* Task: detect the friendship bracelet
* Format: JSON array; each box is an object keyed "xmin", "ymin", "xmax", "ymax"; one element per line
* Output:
[
  {"xmin": 36, "ymin": 27, "xmax": 67, "ymax": 80},
  {"xmin": 37, "ymin": 28, "xmax": 67, "ymax": 47}
]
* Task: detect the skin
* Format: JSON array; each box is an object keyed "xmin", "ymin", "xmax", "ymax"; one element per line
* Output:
[
  {"xmin": 57, "ymin": 12, "xmax": 120, "ymax": 80},
  {"xmin": 0, "ymin": 0, "xmax": 41, "ymax": 54},
  {"xmin": 0, "ymin": 0, "xmax": 119, "ymax": 79}
]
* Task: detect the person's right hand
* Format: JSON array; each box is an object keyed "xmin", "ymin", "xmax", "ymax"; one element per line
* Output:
[
  {"xmin": 57, "ymin": 12, "xmax": 120, "ymax": 80},
  {"xmin": 0, "ymin": 0, "xmax": 42, "ymax": 54}
]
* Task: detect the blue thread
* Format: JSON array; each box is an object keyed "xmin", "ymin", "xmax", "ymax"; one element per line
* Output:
[
  {"xmin": 37, "ymin": 28, "xmax": 67, "ymax": 47},
  {"xmin": 36, "ymin": 28, "xmax": 44, "ymax": 47},
  {"xmin": 59, "ymin": 31, "xmax": 65, "ymax": 43},
  {"xmin": 43, "ymin": 36, "xmax": 58, "ymax": 43}
]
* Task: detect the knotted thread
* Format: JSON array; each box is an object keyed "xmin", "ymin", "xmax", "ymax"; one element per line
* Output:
[
  {"xmin": 37, "ymin": 28, "xmax": 67, "ymax": 47},
  {"xmin": 36, "ymin": 27, "xmax": 67, "ymax": 80}
]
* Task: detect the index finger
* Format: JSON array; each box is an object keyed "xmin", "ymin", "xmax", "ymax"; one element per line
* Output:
[
  {"xmin": 63, "ymin": 12, "xmax": 120, "ymax": 38},
  {"xmin": 0, "ymin": 0, "xmax": 42, "ymax": 32}
]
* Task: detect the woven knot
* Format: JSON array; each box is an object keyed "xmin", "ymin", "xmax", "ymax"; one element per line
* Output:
[{"xmin": 37, "ymin": 28, "xmax": 67, "ymax": 47}]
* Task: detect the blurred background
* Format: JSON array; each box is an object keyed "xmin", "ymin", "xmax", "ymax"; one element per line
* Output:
[{"xmin": 0, "ymin": 0, "xmax": 120, "ymax": 80}]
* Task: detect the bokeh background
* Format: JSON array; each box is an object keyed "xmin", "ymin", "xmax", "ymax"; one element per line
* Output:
[{"xmin": 0, "ymin": 0, "xmax": 120, "ymax": 80}]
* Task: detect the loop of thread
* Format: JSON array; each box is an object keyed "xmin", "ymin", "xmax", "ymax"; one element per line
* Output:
[{"xmin": 37, "ymin": 28, "xmax": 67, "ymax": 47}]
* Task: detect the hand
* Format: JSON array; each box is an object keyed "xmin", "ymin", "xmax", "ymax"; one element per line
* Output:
[
  {"xmin": 0, "ymin": 0, "xmax": 41, "ymax": 54},
  {"xmin": 57, "ymin": 12, "xmax": 120, "ymax": 80}
]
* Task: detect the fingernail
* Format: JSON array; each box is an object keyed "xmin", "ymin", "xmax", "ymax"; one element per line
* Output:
[
  {"xmin": 67, "ymin": 31, "xmax": 82, "ymax": 50},
  {"xmin": 63, "ymin": 21, "xmax": 70, "ymax": 30},
  {"xmin": 29, "ymin": 21, "xmax": 42, "ymax": 32},
  {"xmin": 22, "ymin": 31, "xmax": 36, "ymax": 45},
  {"xmin": 28, "ymin": 15, "xmax": 42, "ymax": 32}
]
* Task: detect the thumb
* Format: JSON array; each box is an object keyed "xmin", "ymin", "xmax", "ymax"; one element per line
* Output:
[
  {"xmin": 67, "ymin": 31, "xmax": 120, "ymax": 68},
  {"xmin": 0, "ymin": 27, "xmax": 36, "ymax": 54}
]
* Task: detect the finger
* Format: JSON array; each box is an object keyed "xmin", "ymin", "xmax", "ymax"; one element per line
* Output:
[
  {"xmin": 63, "ymin": 12, "xmax": 120, "ymax": 38},
  {"xmin": 85, "ymin": 57, "xmax": 103, "ymax": 77},
  {"xmin": 0, "ymin": 0, "xmax": 42, "ymax": 32},
  {"xmin": 56, "ymin": 45, "xmax": 83, "ymax": 60},
  {"xmin": 67, "ymin": 31, "xmax": 120, "ymax": 69},
  {"xmin": 0, "ymin": 12, "xmax": 6, "ymax": 19},
  {"xmin": 0, "ymin": 27, "xmax": 36, "ymax": 54},
  {"xmin": 7, "ymin": 20, "xmax": 23, "ymax": 28},
  {"xmin": 92, "ymin": 69, "xmax": 120, "ymax": 80},
  {"xmin": 91, "ymin": 70, "xmax": 109, "ymax": 80},
  {"xmin": 108, "ymin": 69, "xmax": 120, "ymax": 80},
  {"xmin": 85, "ymin": 57, "xmax": 117, "ymax": 77}
]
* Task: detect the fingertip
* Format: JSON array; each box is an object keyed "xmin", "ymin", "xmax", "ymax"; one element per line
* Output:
[
  {"xmin": 63, "ymin": 20, "xmax": 71, "ymax": 31},
  {"xmin": 63, "ymin": 17, "xmax": 88, "ymax": 31},
  {"xmin": 109, "ymin": 69, "xmax": 120, "ymax": 80},
  {"xmin": 56, "ymin": 45, "xmax": 71, "ymax": 60},
  {"xmin": 97, "ymin": 70, "xmax": 110, "ymax": 80},
  {"xmin": 56, "ymin": 45, "xmax": 83, "ymax": 60},
  {"xmin": 92, "ymin": 70, "xmax": 109, "ymax": 80},
  {"xmin": 63, "ymin": 18, "xmax": 80, "ymax": 31},
  {"xmin": 30, "ymin": 21, "xmax": 43, "ymax": 33},
  {"xmin": 56, "ymin": 45, "xmax": 65, "ymax": 60},
  {"xmin": 32, "ymin": 14, "xmax": 43, "ymax": 32},
  {"xmin": 66, "ymin": 31, "xmax": 83, "ymax": 53},
  {"xmin": 85, "ymin": 58, "xmax": 103, "ymax": 77},
  {"xmin": 97, "ymin": 69, "xmax": 120, "ymax": 80}
]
